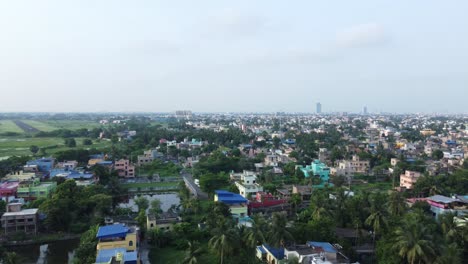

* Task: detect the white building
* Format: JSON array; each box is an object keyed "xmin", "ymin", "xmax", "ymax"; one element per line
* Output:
[
  {"xmin": 333, "ymin": 155, "xmax": 370, "ymax": 177},
  {"xmin": 234, "ymin": 171, "xmax": 263, "ymax": 198}
]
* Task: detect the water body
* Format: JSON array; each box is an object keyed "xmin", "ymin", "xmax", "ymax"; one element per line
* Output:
[
  {"xmin": 119, "ymin": 192, "xmax": 180, "ymax": 212},
  {"xmin": 8, "ymin": 238, "xmax": 79, "ymax": 264}
]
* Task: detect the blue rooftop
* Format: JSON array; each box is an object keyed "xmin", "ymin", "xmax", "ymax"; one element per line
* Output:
[
  {"xmin": 263, "ymin": 245, "xmax": 285, "ymax": 259},
  {"xmin": 307, "ymin": 241, "xmax": 338, "ymax": 253},
  {"xmin": 97, "ymin": 161, "xmax": 113, "ymax": 165},
  {"xmin": 256, "ymin": 246, "xmax": 266, "ymax": 254},
  {"xmin": 95, "ymin": 248, "xmax": 137, "ymax": 263},
  {"xmin": 67, "ymin": 172, "xmax": 94, "ymax": 180},
  {"xmin": 96, "ymin": 224, "xmax": 129, "ymax": 239},
  {"xmin": 215, "ymin": 190, "xmax": 248, "ymax": 204}
]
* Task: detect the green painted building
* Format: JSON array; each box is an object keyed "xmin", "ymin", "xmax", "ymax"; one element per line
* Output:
[{"xmin": 16, "ymin": 179, "xmax": 57, "ymax": 201}]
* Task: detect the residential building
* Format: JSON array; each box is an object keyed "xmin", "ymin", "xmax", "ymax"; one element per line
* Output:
[
  {"xmin": 147, "ymin": 212, "xmax": 181, "ymax": 232},
  {"xmin": 234, "ymin": 170, "xmax": 263, "ymax": 198},
  {"xmin": 95, "ymin": 248, "xmax": 138, "ymax": 264},
  {"xmin": 26, "ymin": 158, "xmax": 55, "ymax": 173},
  {"xmin": 293, "ymin": 185, "xmax": 312, "ymax": 200},
  {"xmin": 256, "ymin": 244, "xmax": 284, "ymax": 264},
  {"xmin": 137, "ymin": 149, "xmax": 162, "ymax": 166},
  {"xmin": 407, "ymin": 195, "xmax": 468, "ymax": 218},
  {"xmin": 264, "ymin": 154, "xmax": 280, "ymax": 167},
  {"xmin": 399, "ymin": 170, "xmax": 422, "ymax": 189},
  {"xmin": 96, "ymin": 224, "xmax": 140, "ymax": 252},
  {"xmin": 115, "ymin": 159, "xmax": 135, "ymax": 178},
  {"xmin": 0, "ymin": 181, "xmax": 19, "ymax": 198},
  {"xmin": 1, "ymin": 203, "xmax": 38, "ymax": 235},
  {"xmin": 299, "ymin": 160, "xmax": 331, "ymax": 185},
  {"xmin": 56, "ymin": 160, "xmax": 78, "ymax": 170},
  {"xmin": 5, "ymin": 170, "xmax": 36, "ymax": 181},
  {"xmin": 16, "ymin": 179, "xmax": 57, "ymax": 201},
  {"xmin": 214, "ymin": 190, "xmax": 248, "ymax": 219},
  {"xmin": 333, "ymin": 155, "xmax": 370, "ymax": 177}
]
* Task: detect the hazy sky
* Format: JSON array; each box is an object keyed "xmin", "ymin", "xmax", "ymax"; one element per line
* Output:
[{"xmin": 1, "ymin": 1, "xmax": 467, "ymax": 113}]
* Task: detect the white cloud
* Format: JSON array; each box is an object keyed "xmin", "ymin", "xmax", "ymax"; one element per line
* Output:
[{"xmin": 335, "ymin": 23, "xmax": 389, "ymax": 49}]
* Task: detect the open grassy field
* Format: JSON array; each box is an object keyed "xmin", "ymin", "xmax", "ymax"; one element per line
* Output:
[
  {"xmin": 0, "ymin": 137, "xmax": 111, "ymax": 157},
  {"xmin": 0, "ymin": 120, "xmax": 23, "ymax": 134},
  {"xmin": 20, "ymin": 120, "xmax": 102, "ymax": 132}
]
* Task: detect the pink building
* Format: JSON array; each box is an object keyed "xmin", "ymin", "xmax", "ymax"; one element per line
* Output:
[
  {"xmin": 400, "ymin": 170, "xmax": 422, "ymax": 189},
  {"xmin": 115, "ymin": 159, "xmax": 135, "ymax": 178},
  {"xmin": 0, "ymin": 181, "xmax": 19, "ymax": 198}
]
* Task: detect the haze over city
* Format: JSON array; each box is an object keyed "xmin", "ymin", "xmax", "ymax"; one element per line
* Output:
[{"xmin": 1, "ymin": 1, "xmax": 467, "ymax": 113}]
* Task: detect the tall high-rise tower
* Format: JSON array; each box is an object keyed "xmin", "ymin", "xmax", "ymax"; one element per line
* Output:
[
  {"xmin": 363, "ymin": 106, "xmax": 368, "ymax": 115},
  {"xmin": 316, "ymin": 102, "xmax": 322, "ymax": 114}
]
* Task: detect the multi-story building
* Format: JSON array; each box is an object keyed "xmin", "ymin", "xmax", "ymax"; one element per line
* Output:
[
  {"xmin": 0, "ymin": 181, "xmax": 19, "ymax": 199},
  {"xmin": 95, "ymin": 224, "xmax": 140, "ymax": 264},
  {"xmin": 16, "ymin": 179, "xmax": 57, "ymax": 201},
  {"xmin": 26, "ymin": 158, "xmax": 55, "ymax": 173},
  {"xmin": 56, "ymin": 160, "xmax": 78, "ymax": 170},
  {"xmin": 1, "ymin": 203, "xmax": 38, "ymax": 235},
  {"xmin": 214, "ymin": 190, "xmax": 248, "ymax": 219},
  {"xmin": 333, "ymin": 155, "xmax": 370, "ymax": 177},
  {"xmin": 399, "ymin": 170, "xmax": 422, "ymax": 189},
  {"xmin": 115, "ymin": 159, "xmax": 135, "ymax": 178},
  {"xmin": 264, "ymin": 154, "xmax": 280, "ymax": 167},
  {"xmin": 234, "ymin": 171, "xmax": 263, "ymax": 198},
  {"xmin": 300, "ymin": 160, "xmax": 330, "ymax": 180}
]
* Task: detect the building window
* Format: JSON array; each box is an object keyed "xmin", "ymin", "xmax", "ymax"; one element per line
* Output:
[
  {"xmin": 150, "ymin": 223, "xmax": 154, "ymax": 227},
  {"xmin": 129, "ymin": 241, "xmax": 133, "ymax": 247}
]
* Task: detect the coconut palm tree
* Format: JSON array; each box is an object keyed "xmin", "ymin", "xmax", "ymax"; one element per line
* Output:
[
  {"xmin": 392, "ymin": 220, "xmax": 436, "ymax": 264},
  {"xmin": 183, "ymin": 241, "xmax": 203, "ymax": 264},
  {"xmin": 439, "ymin": 213, "xmax": 458, "ymax": 243},
  {"xmin": 365, "ymin": 208, "xmax": 387, "ymax": 244},
  {"xmin": 387, "ymin": 191, "xmax": 407, "ymax": 217},
  {"xmin": 435, "ymin": 243, "xmax": 462, "ymax": 264},
  {"xmin": 244, "ymin": 214, "xmax": 266, "ymax": 247},
  {"xmin": 266, "ymin": 212, "xmax": 293, "ymax": 248},
  {"xmin": 209, "ymin": 219, "xmax": 239, "ymax": 264}
]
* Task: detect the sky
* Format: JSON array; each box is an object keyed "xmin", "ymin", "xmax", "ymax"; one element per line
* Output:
[{"xmin": 0, "ymin": 1, "xmax": 467, "ymax": 114}]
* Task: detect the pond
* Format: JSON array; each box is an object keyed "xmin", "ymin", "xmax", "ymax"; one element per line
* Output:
[
  {"xmin": 8, "ymin": 238, "xmax": 79, "ymax": 264},
  {"xmin": 119, "ymin": 192, "xmax": 180, "ymax": 212}
]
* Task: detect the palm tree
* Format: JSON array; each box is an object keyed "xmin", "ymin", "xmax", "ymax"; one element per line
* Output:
[
  {"xmin": 266, "ymin": 212, "xmax": 293, "ymax": 248},
  {"xmin": 290, "ymin": 193, "xmax": 302, "ymax": 214},
  {"xmin": 439, "ymin": 213, "xmax": 458, "ymax": 243},
  {"xmin": 244, "ymin": 214, "xmax": 266, "ymax": 247},
  {"xmin": 183, "ymin": 241, "xmax": 203, "ymax": 264},
  {"xmin": 435, "ymin": 243, "xmax": 462, "ymax": 264},
  {"xmin": 392, "ymin": 220, "xmax": 436, "ymax": 264},
  {"xmin": 387, "ymin": 191, "xmax": 407, "ymax": 217},
  {"xmin": 365, "ymin": 209, "xmax": 387, "ymax": 244},
  {"xmin": 209, "ymin": 219, "xmax": 239, "ymax": 264}
]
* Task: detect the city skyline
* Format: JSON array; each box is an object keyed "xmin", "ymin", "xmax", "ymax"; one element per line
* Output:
[{"xmin": 1, "ymin": 1, "xmax": 467, "ymax": 114}]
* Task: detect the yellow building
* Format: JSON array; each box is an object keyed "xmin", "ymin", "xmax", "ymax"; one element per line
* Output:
[{"xmin": 96, "ymin": 224, "xmax": 139, "ymax": 252}]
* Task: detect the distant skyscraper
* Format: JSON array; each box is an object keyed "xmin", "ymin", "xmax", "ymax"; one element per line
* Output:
[
  {"xmin": 316, "ymin": 102, "xmax": 322, "ymax": 114},
  {"xmin": 363, "ymin": 106, "xmax": 368, "ymax": 115}
]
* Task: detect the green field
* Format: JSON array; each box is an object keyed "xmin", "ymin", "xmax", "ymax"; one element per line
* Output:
[
  {"xmin": 0, "ymin": 120, "xmax": 23, "ymax": 134},
  {"xmin": 21, "ymin": 120, "xmax": 102, "ymax": 132},
  {"xmin": 0, "ymin": 137, "xmax": 111, "ymax": 158}
]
